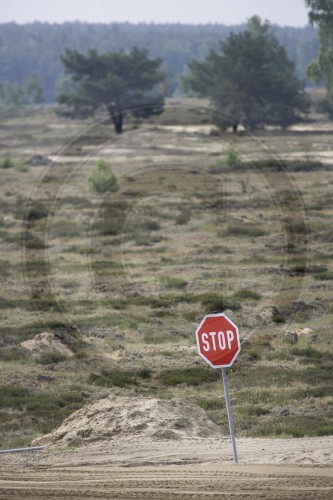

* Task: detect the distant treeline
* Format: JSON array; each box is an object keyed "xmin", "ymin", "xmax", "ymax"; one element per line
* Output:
[{"xmin": 0, "ymin": 22, "xmax": 319, "ymax": 102}]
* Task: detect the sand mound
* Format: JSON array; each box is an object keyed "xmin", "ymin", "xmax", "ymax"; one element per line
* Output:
[
  {"xmin": 283, "ymin": 327, "xmax": 317, "ymax": 342},
  {"xmin": 21, "ymin": 332, "xmax": 73, "ymax": 357},
  {"xmin": 32, "ymin": 395, "xmax": 224, "ymax": 448},
  {"xmin": 258, "ymin": 305, "xmax": 282, "ymax": 323}
]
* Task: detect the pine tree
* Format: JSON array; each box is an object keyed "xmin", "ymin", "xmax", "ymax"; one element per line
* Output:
[
  {"xmin": 57, "ymin": 47, "xmax": 164, "ymax": 133},
  {"xmin": 182, "ymin": 17, "xmax": 309, "ymax": 131}
]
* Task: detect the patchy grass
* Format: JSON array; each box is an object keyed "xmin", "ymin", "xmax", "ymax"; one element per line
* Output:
[
  {"xmin": 175, "ymin": 208, "xmax": 191, "ymax": 225},
  {"xmin": 158, "ymin": 367, "xmax": 219, "ymax": 386},
  {"xmin": 232, "ymin": 289, "xmax": 261, "ymax": 301},
  {"xmin": 0, "ymin": 385, "xmax": 88, "ymax": 446},
  {"xmin": 220, "ymin": 225, "xmax": 266, "ymax": 238},
  {"xmin": 35, "ymin": 351, "xmax": 69, "ymax": 365},
  {"xmin": 88, "ymin": 368, "xmax": 152, "ymax": 388},
  {"xmin": 160, "ymin": 277, "xmax": 188, "ymax": 289},
  {"xmin": 0, "ymin": 104, "xmax": 332, "ymax": 445}
]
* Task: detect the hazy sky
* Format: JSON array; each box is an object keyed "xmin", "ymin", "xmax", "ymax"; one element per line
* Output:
[{"xmin": 0, "ymin": 0, "xmax": 309, "ymax": 26}]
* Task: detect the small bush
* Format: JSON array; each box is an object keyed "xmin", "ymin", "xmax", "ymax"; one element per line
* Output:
[
  {"xmin": 36, "ymin": 351, "xmax": 68, "ymax": 365},
  {"xmin": 196, "ymin": 398, "xmax": 225, "ymax": 411},
  {"xmin": 224, "ymin": 145, "xmax": 241, "ymax": 168},
  {"xmin": 0, "ymin": 154, "xmax": 15, "ymax": 169},
  {"xmin": 134, "ymin": 233, "xmax": 162, "ymax": 246},
  {"xmin": 314, "ymin": 270, "xmax": 333, "ymax": 280},
  {"xmin": 51, "ymin": 220, "xmax": 82, "ymax": 238},
  {"xmin": 142, "ymin": 220, "xmax": 160, "ymax": 231},
  {"xmin": 95, "ymin": 218, "xmax": 124, "ymax": 236},
  {"xmin": 0, "ymin": 385, "xmax": 30, "ymax": 409},
  {"xmin": 88, "ymin": 159, "xmax": 118, "ymax": 194},
  {"xmin": 175, "ymin": 208, "xmax": 191, "ymax": 225},
  {"xmin": 285, "ymin": 221, "xmax": 308, "ymax": 235},
  {"xmin": 14, "ymin": 162, "xmax": 28, "ymax": 172},
  {"xmin": 160, "ymin": 277, "xmax": 187, "ymax": 289},
  {"xmin": 251, "ymin": 416, "xmax": 333, "ymax": 438},
  {"xmin": 209, "ymin": 146, "xmax": 241, "ymax": 173},
  {"xmin": 143, "ymin": 332, "xmax": 172, "ymax": 344},
  {"xmin": 88, "ymin": 368, "xmax": 152, "ymax": 387},
  {"xmin": 233, "ymin": 289, "xmax": 261, "ymax": 301},
  {"xmin": 209, "ymin": 161, "xmax": 224, "ymax": 174},
  {"xmin": 238, "ymin": 405, "xmax": 270, "ymax": 416},
  {"xmin": 0, "ymin": 154, "xmax": 26, "ymax": 171},
  {"xmin": 0, "ymin": 259, "xmax": 11, "ymax": 277},
  {"xmin": 24, "ymin": 232, "xmax": 47, "ymax": 249},
  {"xmin": 0, "ymin": 347, "xmax": 28, "ymax": 363},
  {"xmin": 27, "ymin": 203, "xmax": 48, "ymax": 221},
  {"xmin": 159, "ymin": 367, "xmax": 219, "ymax": 386},
  {"xmin": 291, "ymin": 347, "xmax": 323, "ymax": 359},
  {"xmin": 272, "ymin": 314, "xmax": 285, "ymax": 323},
  {"xmin": 221, "ymin": 225, "xmax": 266, "ymax": 238},
  {"xmin": 200, "ymin": 293, "xmax": 241, "ymax": 313}
]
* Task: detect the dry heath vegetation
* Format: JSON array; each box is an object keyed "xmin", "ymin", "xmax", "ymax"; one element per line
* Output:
[{"xmin": 0, "ymin": 101, "xmax": 332, "ymax": 448}]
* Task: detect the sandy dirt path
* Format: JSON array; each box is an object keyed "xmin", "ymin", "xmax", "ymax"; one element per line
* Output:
[
  {"xmin": 1, "ymin": 463, "xmax": 332, "ymax": 499},
  {"xmin": 1, "ymin": 437, "xmax": 332, "ymax": 499}
]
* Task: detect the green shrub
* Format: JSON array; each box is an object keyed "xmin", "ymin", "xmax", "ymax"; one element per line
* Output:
[
  {"xmin": 159, "ymin": 367, "xmax": 219, "ymax": 386},
  {"xmin": 160, "ymin": 277, "xmax": 187, "ymax": 289},
  {"xmin": 221, "ymin": 225, "xmax": 266, "ymax": 238},
  {"xmin": 209, "ymin": 161, "xmax": 224, "ymax": 174},
  {"xmin": 0, "ymin": 154, "xmax": 26, "ymax": 171},
  {"xmin": 0, "ymin": 154, "xmax": 15, "ymax": 169},
  {"xmin": 224, "ymin": 145, "xmax": 241, "ymax": 168},
  {"xmin": 209, "ymin": 146, "xmax": 241, "ymax": 173},
  {"xmin": 272, "ymin": 313, "xmax": 285, "ymax": 323},
  {"xmin": 0, "ymin": 385, "xmax": 87, "ymax": 442},
  {"xmin": 237, "ymin": 405, "xmax": 270, "ymax": 416},
  {"xmin": 196, "ymin": 397, "xmax": 225, "ymax": 411},
  {"xmin": 285, "ymin": 220, "xmax": 308, "ymax": 235},
  {"xmin": 27, "ymin": 202, "xmax": 48, "ymax": 221},
  {"xmin": 88, "ymin": 368, "xmax": 152, "ymax": 387},
  {"xmin": 0, "ymin": 347, "xmax": 28, "ymax": 363},
  {"xmin": 88, "ymin": 159, "xmax": 118, "ymax": 194},
  {"xmin": 36, "ymin": 351, "xmax": 68, "ymax": 365},
  {"xmin": 143, "ymin": 332, "xmax": 172, "ymax": 344},
  {"xmin": 175, "ymin": 208, "xmax": 191, "ymax": 225},
  {"xmin": 200, "ymin": 292, "xmax": 241, "ymax": 313},
  {"xmin": 233, "ymin": 289, "xmax": 261, "ymax": 301},
  {"xmin": 251, "ymin": 416, "xmax": 333, "ymax": 438},
  {"xmin": 0, "ymin": 385, "xmax": 30, "ymax": 409},
  {"xmin": 14, "ymin": 162, "xmax": 28, "ymax": 172},
  {"xmin": 51, "ymin": 219, "xmax": 82, "ymax": 238},
  {"xmin": 314, "ymin": 270, "xmax": 333, "ymax": 280},
  {"xmin": 24, "ymin": 232, "xmax": 48, "ymax": 249},
  {"xmin": 0, "ymin": 259, "xmax": 11, "ymax": 277},
  {"xmin": 134, "ymin": 233, "xmax": 162, "ymax": 246},
  {"xmin": 290, "ymin": 347, "xmax": 333, "ymax": 362},
  {"xmin": 141, "ymin": 220, "xmax": 160, "ymax": 231},
  {"xmin": 95, "ymin": 218, "xmax": 124, "ymax": 236}
]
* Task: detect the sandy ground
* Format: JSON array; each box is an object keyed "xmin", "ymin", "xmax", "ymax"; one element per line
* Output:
[{"xmin": 1, "ymin": 436, "xmax": 332, "ymax": 499}]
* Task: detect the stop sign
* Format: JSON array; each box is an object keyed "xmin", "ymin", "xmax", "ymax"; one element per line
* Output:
[{"xmin": 195, "ymin": 313, "xmax": 240, "ymax": 368}]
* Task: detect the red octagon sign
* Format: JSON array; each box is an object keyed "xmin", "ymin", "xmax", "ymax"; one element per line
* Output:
[{"xmin": 195, "ymin": 313, "xmax": 241, "ymax": 368}]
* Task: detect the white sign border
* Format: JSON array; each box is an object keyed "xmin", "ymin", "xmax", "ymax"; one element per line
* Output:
[{"xmin": 195, "ymin": 313, "xmax": 241, "ymax": 368}]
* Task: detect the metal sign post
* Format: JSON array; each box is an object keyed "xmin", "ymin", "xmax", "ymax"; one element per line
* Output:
[
  {"xmin": 221, "ymin": 367, "xmax": 238, "ymax": 464},
  {"xmin": 0, "ymin": 446, "xmax": 46, "ymax": 454},
  {"xmin": 195, "ymin": 313, "xmax": 240, "ymax": 463}
]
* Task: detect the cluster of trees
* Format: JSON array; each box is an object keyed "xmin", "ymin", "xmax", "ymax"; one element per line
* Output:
[
  {"xmin": 58, "ymin": 17, "xmax": 311, "ymax": 133},
  {"xmin": 0, "ymin": 73, "xmax": 44, "ymax": 108},
  {"xmin": 306, "ymin": 0, "xmax": 333, "ymax": 115},
  {"xmin": 1, "ymin": 3, "xmax": 333, "ymax": 133},
  {"xmin": 182, "ymin": 17, "xmax": 310, "ymax": 130},
  {"xmin": 0, "ymin": 21, "xmax": 319, "ymax": 101},
  {"xmin": 58, "ymin": 47, "xmax": 164, "ymax": 133}
]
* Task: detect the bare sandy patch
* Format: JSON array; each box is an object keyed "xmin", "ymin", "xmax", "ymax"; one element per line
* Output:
[{"xmin": 21, "ymin": 332, "xmax": 74, "ymax": 357}]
